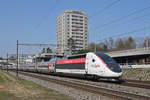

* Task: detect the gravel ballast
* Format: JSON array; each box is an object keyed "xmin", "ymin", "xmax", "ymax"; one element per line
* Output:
[
  {"xmin": 9, "ymin": 71, "xmax": 150, "ymax": 100},
  {"xmin": 9, "ymin": 72, "xmax": 111, "ymax": 100}
]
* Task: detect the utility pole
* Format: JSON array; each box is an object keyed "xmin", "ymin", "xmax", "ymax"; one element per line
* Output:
[
  {"xmin": 94, "ymin": 43, "xmax": 96, "ymax": 52},
  {"xmin": 7, "ymin": 53, "xmax": 8, "ymax": 72},
  {"xmin": 94, "ymin": 32, "xmax": 97, "ymax": 52},
  {"xmin": 16, "ymin": 40, "xmax": 18, "ymax": 77},
  {"xmin": 147, "ymin": 38, "xmax": 149, "ymax": 49}
]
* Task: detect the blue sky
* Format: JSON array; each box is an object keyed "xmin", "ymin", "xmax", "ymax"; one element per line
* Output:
[{"xmin": 0, "ymin": 0, "xmax": 150, "ymax": 57}]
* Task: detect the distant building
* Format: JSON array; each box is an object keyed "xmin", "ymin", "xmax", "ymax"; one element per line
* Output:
[
  {"xmin": 56, "ymin": 10, "xmax": 88, "ymax": 55},
  {"xmin": 18, "ymin": 54, "xmax": 34, "ymax": 64},
  {"xmin": 33, "ymin": 53, "xmax": 64, "ymax": 62}
]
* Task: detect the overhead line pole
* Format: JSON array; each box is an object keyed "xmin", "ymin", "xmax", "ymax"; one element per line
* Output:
[
  {"xmin": 16, "ymin": 40, "xmax": 19, "ymax": 77},
  {"xmin": 7, "ymin": 53, "xmax": 8, "ymax": 72}
]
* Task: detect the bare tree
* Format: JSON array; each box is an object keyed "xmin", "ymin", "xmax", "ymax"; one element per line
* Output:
[
  {"xmin": 115, "ymin": 38, "xmax": 125, "ymax": 50},
  {"xmin": 124, "ymin": 37, "xmax": 136, "ymax": 49},
  {"xmin": 143, "ymin": 37, "xmax": 150, "ymax": 48},
  {"xmin": 98, "ymin": 42, "xmax": 108, "ymax": 52},
  {"xmin": 88, "ymin": 42, "xmax": 96, "ymax": 52}
]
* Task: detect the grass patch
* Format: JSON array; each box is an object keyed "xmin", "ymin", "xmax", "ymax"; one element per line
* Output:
[
  {"xmin": 0, "ymin": 91, "xmax": 21, "ymax": 100},
  {"xmin": 0, "ymin": 71, "xmax": 73, "ymax": 100},
  {"xmin": 0, "ymin": 73, "xmax": 5, "ymax": 83}
]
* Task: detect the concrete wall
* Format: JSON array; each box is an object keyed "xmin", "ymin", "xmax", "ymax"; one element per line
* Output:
[{"xmin": 122, "ymin": 68, "xmax": 150, "ymax": 81}]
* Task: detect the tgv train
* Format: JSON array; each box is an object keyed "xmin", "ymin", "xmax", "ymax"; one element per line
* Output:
[{"xmin": 19, "ymin": 52, "xmax": 122, "ymax": 80}]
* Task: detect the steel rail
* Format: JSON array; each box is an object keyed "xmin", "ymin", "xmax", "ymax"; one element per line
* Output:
[
  {"xmin": 122, "ymin": 79, "xmax": 150, "ymax": 89},
  {"xmin": 19, "ymin": 72, "xmax": 150, "ymax": 100}
]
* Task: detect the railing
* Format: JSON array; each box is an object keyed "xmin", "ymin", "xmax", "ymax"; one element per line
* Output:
[{"xmin": 120, "ymin": 63, "xmax": 150, "ymax": 69}]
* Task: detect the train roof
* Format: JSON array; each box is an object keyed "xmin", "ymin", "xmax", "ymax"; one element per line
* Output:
[
  {"xmin": 67, "ymin": 53, "xmax": 86, "ymax": 57},
  {"xmin": 67, "ymin": 53, "xmax": 87, "ymax": 59}
]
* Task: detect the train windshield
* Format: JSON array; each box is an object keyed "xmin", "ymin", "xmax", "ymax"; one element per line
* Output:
[{"xmin": 95, "ymin": 52, "xmax": 122, "ymax": 73}]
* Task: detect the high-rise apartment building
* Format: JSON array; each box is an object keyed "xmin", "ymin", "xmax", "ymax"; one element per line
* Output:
[{"xmin": 56, "ymin": 10, "xmax": 88, "ymax": 55}]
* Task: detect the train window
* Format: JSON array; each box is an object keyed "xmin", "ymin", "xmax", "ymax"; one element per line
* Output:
[
  {"xmin": 95, "ymin": 52, "xmax": 122, "ymax": 72},
  {"xmin": 92, "ymin": 59, "xmax": 95, "ymax": 62},
  {"xmin": 95, "ymin": 52, "xmax": 115, "ymax": 63}
]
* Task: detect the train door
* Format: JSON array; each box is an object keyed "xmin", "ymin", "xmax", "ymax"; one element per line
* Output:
[
  {"xmin": 85, "ymin": 55, "xmax": 89, "ymax": 74},
  {"xmin": 86, "ymin": 53, "xmax": 96, "ymax": 75},
  {"xmin": 86, "ymin": 53, "xmax": 104, "ymax": 76}
]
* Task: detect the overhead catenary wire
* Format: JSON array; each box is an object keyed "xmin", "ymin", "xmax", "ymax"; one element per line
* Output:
[
  {"xmin": 18, "ymin": 43, "xmax": 56, "ymax": 47},
  {"xmin": 89, "ymin": 0, "xmax": 121, "ymax": 18},
  {"xmin": 97, "ymin": 25, "xmax": 150, "ymax": 42},
  {"xmin": 34, "ymin": 0, "xmax": 60, "ymax": 30},
  {"xmin": 89, "ymin": 0, "xmax": 121, "ymax": 47},
  {"xmin": 92, "ymin": 5, "xmax": 150, "ymax": 31},
  {"xmin": 97, "ymin": 12, "xmax": 150, "ymax": 33}
]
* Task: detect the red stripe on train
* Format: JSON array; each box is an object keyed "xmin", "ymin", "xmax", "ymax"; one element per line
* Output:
[{"xmin": 56, "ymin": 58, "xmax": 86, "ymax": 64}]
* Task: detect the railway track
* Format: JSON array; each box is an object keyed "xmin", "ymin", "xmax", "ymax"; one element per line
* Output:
[
  {"xmin": 122, "ymin": 79, "xmax": 150, "ymax": 89},
  {"xmin": 18, "ymin": 71, "xmax": 150, "ymax": 100}
]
